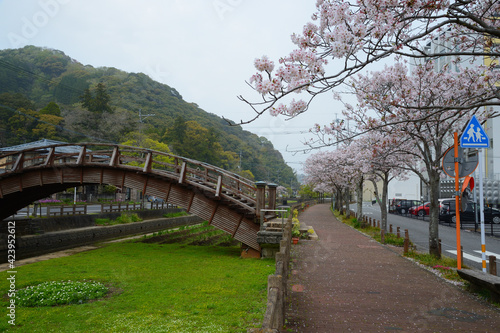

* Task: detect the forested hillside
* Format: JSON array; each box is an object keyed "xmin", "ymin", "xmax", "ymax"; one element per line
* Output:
[{"xmin": 0, "ymin": 46, "xmax": 296, "ymax": 186}]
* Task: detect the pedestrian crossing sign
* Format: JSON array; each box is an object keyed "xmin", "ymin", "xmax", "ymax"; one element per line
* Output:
[{"xmin": 460, "ymin": 115, "xmax": 490, "ymax": 148}]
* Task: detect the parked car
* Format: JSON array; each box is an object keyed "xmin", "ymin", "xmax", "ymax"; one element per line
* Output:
[
  {"xmin": 409, "ymin": 202, "xmax": 430, "ymax": 217},
  {"xmin": 394, "ymin": 199, "xmax": 421, "ymax": 215},
  {"xmin": 439, "ymin": 200, "xmax": 500, "ymax": 224}
]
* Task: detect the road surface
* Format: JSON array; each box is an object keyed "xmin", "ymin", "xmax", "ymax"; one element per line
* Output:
[{"xmin": 352, "ymin": 202, "xmax": 500, "ymax": 274}]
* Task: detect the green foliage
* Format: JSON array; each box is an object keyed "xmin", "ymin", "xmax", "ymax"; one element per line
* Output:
[
  {"xmin": 404, "ymin": 251, "xmax": 462, "ymax": 282},
  {"xmin": 61, "ymin": 198, "xmax": 73, "ymax": 205},
  {"xmin": 298, "ymin": 184, "xmax": 318, "ymax": 199},
  {"xmin": 39, "ymin": 101, "xmax": 61, "ymax": 116},
  {"xmin": 80, "ymin": 82, "xmax": 112, "ymax": 114},
  {"xmin": 341, "ymin": 215, "xmax": 406, "ymax": 247},
  {"xmin": 103, "ymin": 184, "xmax": 117, "ymax": 194},
  {"xmin": 373, "ymin": 232, "xmax": 405, "ymax": 247},
  {"xmin": 95, "ymin": 218, "xmax": 112, "ymax": 225},
  {"xmin": 96, "ymin": 213, "xmax": 142, "ymax": 225},
  {"xmin": 292, "ymin": 218, "xmax": 301, "ymax": 238},
  {"xmin": 15, "ymin": 280, "xmax": 108, "ymax": 307},
  {"xmin": 115, "ymin": 213, "xmax": 141, "ymax": 224}
]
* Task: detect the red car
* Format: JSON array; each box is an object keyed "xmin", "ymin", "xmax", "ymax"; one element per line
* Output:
[{"xmin": 409, "ymin": 202, "xmax": 430, "ymax": 217}]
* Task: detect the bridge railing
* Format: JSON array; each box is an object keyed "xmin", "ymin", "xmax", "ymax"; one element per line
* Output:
[{"xmin": 0, "ymin": 143, "xmax": 258, "ymax": 211}]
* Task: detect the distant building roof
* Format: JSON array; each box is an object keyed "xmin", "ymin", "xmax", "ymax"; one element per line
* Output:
[{"xmin": 0, "ymin": 139, "xmax": 83, "ymax": 154}]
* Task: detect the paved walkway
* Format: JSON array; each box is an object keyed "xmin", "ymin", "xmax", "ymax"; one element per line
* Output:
[{"xmin": 283, "ymin": 203, "xmax": 500, "ymax": 332}]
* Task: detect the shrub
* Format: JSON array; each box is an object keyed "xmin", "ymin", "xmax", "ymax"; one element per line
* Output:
[
  {"xmin": 115, "ymin": 213, "xmax": 141, "ymax": 224},
  {"xmin": 351, "ymin": 218, "xmax": 361, "ymax": 229},
  {"xmin": 292, "ymin": 220, "xmax": 301, "ymax": 238},
  {"xmin": 95, "ymin": 218, "xmax": 112, "ymax": 225}
]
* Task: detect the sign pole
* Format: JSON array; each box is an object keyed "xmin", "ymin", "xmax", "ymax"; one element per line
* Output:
[
  {"xmin": 454, "ymin": 132, "xmax": 462, "ymax": 270},
  {"xmin": 478, "ymin": 148, "xmax": 487, "ymax": 272}
]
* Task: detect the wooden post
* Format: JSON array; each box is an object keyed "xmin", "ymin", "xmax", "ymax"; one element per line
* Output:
[
  {"xmin": 404, "ymin": 229, "xmax": 409, "ymax": 254},
  {"xmin": 267, "ymin": 183, "xmax": 278, "ymax": 211},
  {"xmin": 438, "ymin": 239, "xmax": 442, "ymax": 256},
  {"xmin": 489, "ymin": 256, "xmax": 497, "ymax": 276},
  {"xmin": 397, "ymin": 227, "xmax": 400, "ymax": 238},
  {"xmin": 390, "ymin": 225, "xmax": 393, "ymax": 234},
  {"xmin": 255, "ymin": 181, "xmax": 267, "ymax": 221}
]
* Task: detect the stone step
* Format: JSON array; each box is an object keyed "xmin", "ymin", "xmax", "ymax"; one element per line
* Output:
[
  {"xmin": 266, "ymin": 227, "xmax": 282, "ymax": 232},
  {"xmin": 264, "ymin": 221, "xmax": 284, "ymax": 228}
]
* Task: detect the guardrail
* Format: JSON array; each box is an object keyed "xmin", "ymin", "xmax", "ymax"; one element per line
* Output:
[
  {"xmin": 7, "ymin": 202, "xmax": 177, "ymax": 219},
  {"xmin": 389, "ymin": 200, "xmax": 500, "ymax": 236}
]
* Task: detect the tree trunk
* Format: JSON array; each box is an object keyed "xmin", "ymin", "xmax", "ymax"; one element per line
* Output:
[
  {"xmin": 370, "ymin": 171, "xmax": 389, "ymax": 231},
  {"xmin": 335, "ymin": 187, "xmax": 343, "ymax": 212},
  {"xmin": 344, "ymin": 187, "xmax": 350, "ymax": 214},
  {"xmin": 356, "ymin": 177, "xmax": 363, "ymax": 218},
  {"xmin": 428, "ymin": 171, "xmax": 441, "ymax": 258},
  {"xmin": 380, "ymin": 173, "xmax": 389, "ymax": 231}
]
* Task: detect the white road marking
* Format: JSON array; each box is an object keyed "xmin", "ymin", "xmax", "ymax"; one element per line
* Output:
[
  {"xmin": 473, "ymin": 250, "xmax": 500, "ymax": 258},
  {"xmin": 446, "ymin": 250, "xmax": 484, "ymax": 263}
]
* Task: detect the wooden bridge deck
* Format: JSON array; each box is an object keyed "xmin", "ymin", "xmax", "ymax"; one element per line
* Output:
[{"xmin": 0, "ymin": 143, "xmax": 266, "ymax": 250}]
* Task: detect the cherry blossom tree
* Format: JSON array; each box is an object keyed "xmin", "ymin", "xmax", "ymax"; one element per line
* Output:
[
  {"xmin": 304, "ymin": 148, "xmax": 361, "ymax": 213},
  {"xmin": 239, "ymin": 0, "xmax": 500, "ymax": 258},
  {"xmin": 352, "ymin": 132, "xmax": 415, "ymax": 231},
  {"xmin": 335, "ymin": 60, "xmax": 495, "ymax": 257},
  {"xmin": 238, "ymin": 0, "xmax": 500, "ymax": 124}
]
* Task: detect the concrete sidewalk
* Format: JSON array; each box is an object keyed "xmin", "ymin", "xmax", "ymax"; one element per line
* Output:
[{"xmin": 283, "ymin": 203, "xmax": 500, "ymax": 332}]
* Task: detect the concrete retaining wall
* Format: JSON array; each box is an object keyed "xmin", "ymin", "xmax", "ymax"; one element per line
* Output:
[
  {"xmin": 1, "ymin": 214, "xmax": 203, "ymax": 263},
  {"xmin": 1, "ymin": 208, "xmax": 183, "ymax": 236}
]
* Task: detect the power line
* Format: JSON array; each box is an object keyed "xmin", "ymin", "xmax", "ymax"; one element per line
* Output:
[{"xmin": 0, "ymin": 59, "xmax": 85, "ymax": 97}]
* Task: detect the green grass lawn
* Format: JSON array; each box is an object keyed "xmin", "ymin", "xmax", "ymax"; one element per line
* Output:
[{"xmin": 1, "ymin": 240, "xmax": 275, "ymax": 332}]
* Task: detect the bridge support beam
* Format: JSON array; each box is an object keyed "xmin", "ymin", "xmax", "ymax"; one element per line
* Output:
[{"xmin": 241, "ymin": 243, "xmax": 261, "ymax": 259}]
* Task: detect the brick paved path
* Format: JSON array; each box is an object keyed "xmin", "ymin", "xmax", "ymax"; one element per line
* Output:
[{"xmin": 283, "ymin": 203, "xmax": 500, "ymax": 332}]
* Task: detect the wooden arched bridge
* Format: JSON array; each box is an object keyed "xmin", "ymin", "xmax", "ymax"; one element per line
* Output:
[{"xmin": 0, "ymin": 143, "xmax": 279, "ymax": 251}]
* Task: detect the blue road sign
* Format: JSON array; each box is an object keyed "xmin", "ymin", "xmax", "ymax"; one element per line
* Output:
[{"xmin": 460, "ymin": 115, "xmax": 490, "ymax": 148}]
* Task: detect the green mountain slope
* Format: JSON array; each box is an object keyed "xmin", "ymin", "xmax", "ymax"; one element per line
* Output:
[{"xmin": 0, "ymin": 45, "xmax": 296, "ymax": 185}]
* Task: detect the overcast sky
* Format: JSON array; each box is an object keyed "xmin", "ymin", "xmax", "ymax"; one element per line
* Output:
[{"xmin": 0, "ymin": 0, "xmax": 348, "ymax": 173}]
